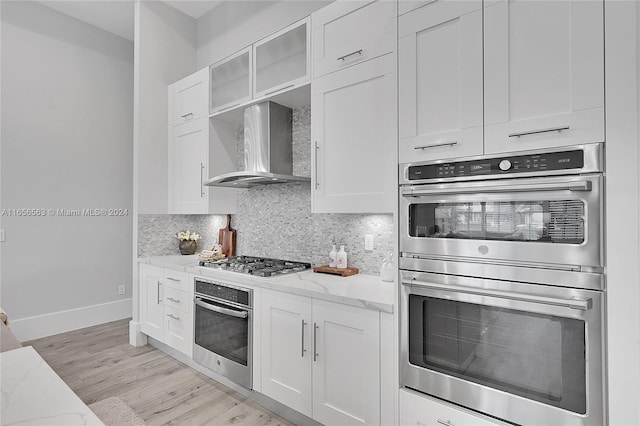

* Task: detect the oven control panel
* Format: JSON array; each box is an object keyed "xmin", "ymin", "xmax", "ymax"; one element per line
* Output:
[
  {"xmin": 407, "ymin": 149, "xmax": 585, "ymax": 181},
  {"xmin": 195, "ymin": 280, "xmax": 250, "ymax": 307}
]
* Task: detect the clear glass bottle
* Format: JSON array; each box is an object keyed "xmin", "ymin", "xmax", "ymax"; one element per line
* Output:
[
  {"xmin": 336, "ymin": 245, "xmax": 348, "ymax": 269},
  {"xmin": 380, "ymin": 250, "xmax": 396, "ymax": 282},
  {"xmin": 329, "ymin": 244, "xmax": 337, "ymax": 267}
]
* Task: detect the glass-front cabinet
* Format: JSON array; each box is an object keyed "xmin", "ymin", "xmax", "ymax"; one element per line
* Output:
[
  {"xmin": 253, "ymin": 18, "xmax": 310, "ymax": 98},
  {"xmin": 209, "ymin": 47, "xmax": 252, "ymax": 115}
]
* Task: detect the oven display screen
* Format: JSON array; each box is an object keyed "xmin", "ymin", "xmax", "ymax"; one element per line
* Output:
[{"xmin": 408, "ymin": 149, "xmax": 584, "ymax": 180}]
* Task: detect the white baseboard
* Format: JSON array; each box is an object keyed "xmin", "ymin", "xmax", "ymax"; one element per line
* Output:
[{"xmin": 10, "ymin": 299, "xmax": 133, "ymax": 342}]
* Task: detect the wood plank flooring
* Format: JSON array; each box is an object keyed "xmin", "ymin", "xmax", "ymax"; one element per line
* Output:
[{"xmin": 24, "ymin": 319, "xmax": 294, "ymax": 426}]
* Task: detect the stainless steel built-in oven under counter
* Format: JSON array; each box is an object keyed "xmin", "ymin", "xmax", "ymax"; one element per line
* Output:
[
  {"xmin": 399, "ymin": 143, "xmax": 606, "ymax": 426},
  {"xmin": 193, "ymin": 278, "xmax": 253, "ymax": 389}
]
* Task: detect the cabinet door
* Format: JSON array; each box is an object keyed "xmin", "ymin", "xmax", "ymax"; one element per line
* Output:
[
  {"xmin": 169, "ymin": 68, "xmax": 208, "ymax": 126},
  {"xmin": 484, "ymin": 0, "xmax": 604, "ymax": 154},
  {"xmin": 312, "ymin": 1, "xmax": 396, "ymax": 78},
  {"xmin": 210, "ymin": 47, "xmax": 252, "ymax": 115},
  {"xmin": 163, "ymin": 304, "xmax": 193, "ymax": 357},
  {"xmin": 253, "ymin": 18, "xmax": 310, "ymax": 99},
  {"xmin": 261, "ymin": 290, "xmax": 313, "ymax": 417},
  {"xmin": 312, "ymin": 300, "xmax": 381, "ymax": 426},
  {"xmin": 398, "ymin": 1, "xmax": 483, "ymax": 163},
  {"xmin": 311, "ymin": 54, "xmax": 396, "ymax": 213},
  {"xmin": 168, "ymin": 118, "xmax": 208, "ymax": 214},
  {"xmin": 140, "ymin": 265, "xmax": 164, "ymax": 342}
]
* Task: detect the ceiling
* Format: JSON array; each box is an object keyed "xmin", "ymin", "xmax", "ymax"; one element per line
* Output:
[{"xmin": 37, "ymin": 1, "xmax": 224, "ymax": 42}]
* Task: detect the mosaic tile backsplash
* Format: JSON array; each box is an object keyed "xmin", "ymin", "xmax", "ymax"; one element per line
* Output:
[{"xmin": 138, "ymin": 105, "xmax": 395, "ymax": 276}]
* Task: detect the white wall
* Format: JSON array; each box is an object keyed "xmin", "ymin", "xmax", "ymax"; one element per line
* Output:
[
  {"xmin": 196, "ymin": 0, "xmax": 330, "ymax": 68},
  {"xmin": 605, "ymin": 1, "xmax": 640, "ymax": 425},
  {"xmin": 0, "ymin": 1, "xmax": 133, "ymax": 341},
  {"xmin": 136, "ymin": 0, "xmax": 196, "ymax": 215}
]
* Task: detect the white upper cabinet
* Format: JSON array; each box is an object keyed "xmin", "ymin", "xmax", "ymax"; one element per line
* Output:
[
  {"xmin": 398, "ymin": 1, "xmax": 483, "ymax": 163},
  {"xmin": 170, "ymin": 70, "xmax": 208, "ymax": 126},
  {"xmin": 311, "ymin": 54, "xmax": 397, "ymax": 213},
  {"xmin": 169, "ymin": 68, "xmax": 237, "ymax": 214},
  {"xmin": 312, "ymin": 0, "xmax": 396, "ymax": 78},
  {"xmin": 483, "ymin": 0, "xmax": 604, "ymax": 154},
  {"xmin": 209, "ymin": 47, "xmax": 253, "ymax": 115},
  {"xmin": 168, "ymin": 118, "xmax": 209, "ymax": 214},
  {"xmin": 254, "ymin": 18, "xmax": 310, "ymax": 99}
]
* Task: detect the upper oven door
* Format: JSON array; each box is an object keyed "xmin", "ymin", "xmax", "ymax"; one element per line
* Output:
[{"xmin": 400, "ymin": 174, "xmax": 602, "ymax": 270}]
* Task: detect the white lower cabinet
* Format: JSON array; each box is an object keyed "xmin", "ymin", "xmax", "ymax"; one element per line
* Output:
[
  {"xmin": 139, "ymin": 264, "xmax": 193, "ymax": 357},
  {"xmin": 399, "ymin": 389, "xmax": 509, "ymax": 426},
  {"xmin": 261, "ymin": 289, "xmax": 381, "ymax": 425}
]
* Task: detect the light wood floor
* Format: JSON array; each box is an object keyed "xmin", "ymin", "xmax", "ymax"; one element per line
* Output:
[{"xmin": 24, "ymin": 319, "xmax": 294, "ymax": 426}]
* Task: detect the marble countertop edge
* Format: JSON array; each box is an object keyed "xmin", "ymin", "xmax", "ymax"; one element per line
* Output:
[{"xmin": 138, "ymin": 256, "xmax": 395, "ymax": 313}]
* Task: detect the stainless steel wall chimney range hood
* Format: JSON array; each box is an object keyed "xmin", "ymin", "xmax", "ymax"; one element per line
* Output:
[{"xmin": 204, "ymin": 101, "xmax": 310, "ymax": 188}]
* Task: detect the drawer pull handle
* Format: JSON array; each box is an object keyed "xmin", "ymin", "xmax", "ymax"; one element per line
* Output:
[
  {"xmin": 166, "ymin": 313, "xmax": 180, "ymax": 320},
  {"xmin": 166, "ymin": 277, "xmax": 180, "ymax": 282},
  {"xmin": 265, "ymin": 84, "xmax": 295, "ymax": 96},
  {"xmin": 508, "ymin": 125, "xmax": 570, "ymax": 138},
  {"xmin": 414, "ymin": 141, "xmax": 458, "ymax": 150},
  {"xmin": 437, "ymin": 420, "xmax": 454, "ymax": 426},
  {"xmin": 181, "ymin": 112, "xmax": 194, "ymax": 119},
  {"xmin": 157, "ymin": 281, "xmax": 162, "ymax": 304},
  {"xmin": 167, "ymin": 297, "xmax": 180, "ymax": 303},
  {"xmin": 337, "ymin": 49, "xmax": 363, "ymax": 62}
]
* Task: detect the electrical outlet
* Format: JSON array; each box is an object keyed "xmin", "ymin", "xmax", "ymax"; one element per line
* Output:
[
  {"xmin": 118, "ymin": 285, "xmax": 125, "ymax": 295},
  {"xmin": 364, "ymin": 234, "xmax": 374, "ymax": 251}
]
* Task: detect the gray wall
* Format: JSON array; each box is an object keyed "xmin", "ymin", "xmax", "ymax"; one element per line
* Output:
[
  {"xmin": 1, "ymin": 1, "xmax": 133, "ymax": 324},
  {"xmin": 136, "ymin": 0, "xmax": 197, "ymax": 214}
]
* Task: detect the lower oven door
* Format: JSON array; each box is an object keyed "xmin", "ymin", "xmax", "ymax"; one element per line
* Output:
[
  {"xmin": 400, "ymin": 271, "xmax": 604, "ymax": 426},
  {"xmin": 193, "ymin": 296, "xmax": 252, "ymax": 389}
]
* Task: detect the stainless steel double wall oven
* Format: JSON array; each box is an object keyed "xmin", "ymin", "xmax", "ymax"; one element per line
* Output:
[{"xmin": 399, "ymin": 143, "xmax": 605, "ymax": 426}]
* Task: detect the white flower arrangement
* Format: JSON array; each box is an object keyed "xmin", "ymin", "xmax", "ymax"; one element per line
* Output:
[{"xmin": 175, "ymin": 230, "xmax": 201, "ymax": 241}]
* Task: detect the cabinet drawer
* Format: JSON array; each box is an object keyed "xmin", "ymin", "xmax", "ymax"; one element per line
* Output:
[
  {"xmin": 164, "ymin": 305, "xmax": 193, "ymax": 357},
  {"xmin": 163, "ymin": 287, "xmax": 192, "ymax": 314},
  {"xmin": 163, "ymin": 269, "xmax": 190, "ymax": 292},
  {"xmin": 399, "ymin": 389, "xmax": 509, "ymax": 426},
  {"xmin": 312, "ymin": 0, "xmax": 396, "ymax": 78}
]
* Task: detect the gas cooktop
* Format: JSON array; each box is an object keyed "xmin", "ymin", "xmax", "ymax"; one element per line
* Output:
[{"xmin": 198, "ymin": 255, "xmax": 311, "ymax": 277}]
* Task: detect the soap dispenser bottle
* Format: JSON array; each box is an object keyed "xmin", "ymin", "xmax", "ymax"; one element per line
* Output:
[
  {"xmin": 329, "ymin": 244, "xmax": 337, "ymax": 267},
  {"xmin": 336, "ymin": 245, "xmax": 348, "ymax": 269}
]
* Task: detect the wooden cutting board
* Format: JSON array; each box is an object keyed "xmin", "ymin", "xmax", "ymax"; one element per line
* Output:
[
  {"xmin": 313, "ymin": 265, "xmax": 359, "ymax": 277},
  {"xmin": 218, "ymin": 214, "xmax": 236, "ymax": 257}
]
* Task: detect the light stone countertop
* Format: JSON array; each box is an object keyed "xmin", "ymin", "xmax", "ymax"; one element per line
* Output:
[
  {"xmin": 0, "ymin": 346, "xmax": 104, "ymax": 425},
  {"xmin": 139, "ymin": 255, "xmax": 395, "ymax": 313}
]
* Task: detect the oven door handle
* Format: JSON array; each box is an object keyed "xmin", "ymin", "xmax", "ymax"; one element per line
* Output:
[
  {"xmin": 402, "ymin": 180, "xmax": 591, "ymax": 197},
  {"xmin": 402, "ymin": 279, "xmax": 593, "ymax": 311},
  {"xmin": 195, "ymin": 298, "xmax": 249, "ymax": 319}
]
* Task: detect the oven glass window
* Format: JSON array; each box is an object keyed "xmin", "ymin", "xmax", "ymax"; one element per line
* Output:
[
  {"xmin": 408, "ymin": 295, "xmax": 586, "ymax": 414},
  {"xmin": 195, "ymin": 300, "xmax": 248, "ymax": 366},
  {"xmin": 409, "ymin": 200, "xmax": 584, "ymax": 243}
]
